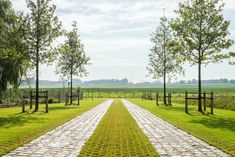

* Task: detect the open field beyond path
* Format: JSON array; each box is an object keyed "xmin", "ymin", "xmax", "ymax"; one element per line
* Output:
[{"xmin": 122, "ymin": 100, "xmax": 230, "ymax": 157}]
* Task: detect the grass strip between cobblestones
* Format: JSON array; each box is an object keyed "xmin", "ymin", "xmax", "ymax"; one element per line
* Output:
[
  {"xmin": 79, "ymin": 99, "xmax": 159, "ymax": 157},
  {"xmin": 129, "ymin": 99, "xmax": 235, "ymax": 156},
  {"xmin": 0, "ymin": 99, "xmax": 105, "ymax": 156}
]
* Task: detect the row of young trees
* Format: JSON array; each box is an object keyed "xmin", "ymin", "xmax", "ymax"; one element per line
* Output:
[
  {"xmin": 0, "ymin": 0, "xmax": 90, "ymax": 110},
  {"xmin": 148, "ymin": 0, "xmax": 234, "ymax": 112}
]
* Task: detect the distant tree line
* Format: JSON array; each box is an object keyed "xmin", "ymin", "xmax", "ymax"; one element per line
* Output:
[
  {"xmin": 83, "ymin": 78, "xmax": 128, "ymax": 86},
  {"xmin": 176, "ymin": 79, "xmax": 235, "ymax": 85},
  {"xmin": 21, "ymin": 78, "xmax": 129, "ymax": 87},
  {"xmin": 20, "ymin": 78, "xmax": 235, "ymax": 87}
]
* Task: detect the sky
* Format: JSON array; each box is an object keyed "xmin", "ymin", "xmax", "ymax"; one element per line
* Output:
[{"xmin": 11, "ymin": 0, "xmax": 235, "ymax": 83}]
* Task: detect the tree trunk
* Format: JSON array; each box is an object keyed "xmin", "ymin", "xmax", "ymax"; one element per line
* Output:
[
  {"xmin": 0, "ymin": 91, "xmax": 2, "ymax": 104},
  {"xmin": 163, "ymin": 71, "xmax": 167, "ymax": 105},
  {"xmin": 163, "ymin": 27, "xmax": 167, "ymax": 106},
  {"xmin": 35, "ymin": 49, "xmax": 39, "ymax": 111},
  {"xmin": 70, "ymin": 73, "xmax": 73, "ymax": 105},
  {"xmin": 198, "ymin": 60, "xmax": 203, "ymax": 112},
  {"xmin": 35, "ymin": 0, "xmax": 40, "ymax": 112},
  {"xmin": 78, "ymin": 88, "xmax": 80, "ymax": 106}
]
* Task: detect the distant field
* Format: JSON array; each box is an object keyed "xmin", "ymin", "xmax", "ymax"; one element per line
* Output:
[
  {"xmin": 81, "ymin": 84, "xmax": 235, "ymax": 93},
  {"xmin": 20, "ymin": 84, "xmax": 235, "ymax": 93},
  {"xmin": 2, "ymin": 84, "xmax": 235, "ymax": 110}
]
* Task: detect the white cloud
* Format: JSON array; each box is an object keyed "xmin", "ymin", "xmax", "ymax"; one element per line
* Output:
[
  {"xmin": 11, "ymin": 0, "xmax": 27, "ymax": 11},
  {"xmin": 10, "ymin": 0, "xmax": 235, "ymax": 82},
  {"xmin": 224, "ymin": 0, "xmax": 235, "ymax": 10}
]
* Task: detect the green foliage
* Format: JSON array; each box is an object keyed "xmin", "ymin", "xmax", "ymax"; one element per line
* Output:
[
  {"xmin": 24, "ymin": 0, "xmax": 63, "ymax": 110},
  {"xmin": 148, "ymin": 16, "xmax": 183, "ymax": 105},
  {"xmin": 171, "ymin": 0, "xmax": 234, "ymax": 111},
  {"xmin": 171, "ymin": 0, "xmax": 234, "ymax": 65},
  {"xmin": 0, "ymin": 99, "xmax": 105, "ymax": 156},
  {"xmin": 56, "ymin": 21, "xmax": 90, "ymax": 79},
  {"xmin": 56, "ymin": 21, "xmax": 90, "ymax": 104},
  {"xmin": 130, "ymin": 99, "xmax": 235, "ymax": 156},
  {"xmin": 48, "ymin": 98, "xmax": 53, "ymax": 104},
  {"xmin": 24, "ymin": 0, "xmax": 63, "ymax": 64},
  {"xmin": 229, "ymin": 52, "xmax": 235, "ymax": 65},
  {"xmin": 79, "ymin": 100, "xmax": 159, "ymax": 157},
  {"xmin": 0, "ymin": 0, "xmax": 29, "ymax": 101},
  {"xmin": 148, "ymin": 16, "xmax": 183, "ymax": 80}
]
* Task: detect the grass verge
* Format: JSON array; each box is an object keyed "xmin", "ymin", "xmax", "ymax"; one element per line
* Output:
[
  {"xmin": 79, "ymin": 100, "xmax": 159, "ymax": 157},
  {"xmin": 0, "ymin": 98, "xmax": 105, "ymax": 156},
  {"xmin": 129, "ymin": 99, "xmax": 235, "ymax": 156}
]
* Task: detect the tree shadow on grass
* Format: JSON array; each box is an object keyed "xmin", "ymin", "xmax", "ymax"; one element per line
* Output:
[
  {"xmin": 19, "ymin": 104, "xmax": 79, "ymax": 112},
  {"xmin": 49, "ymin": 105, "xmax": 79, "ymax": 111},
  {"xmin": 0, "ymin": 104, "xmax": 81, "ymax": 129},
  {"xmin": 0, "ymin": 115, "xmax": 46, "ymax": 129},
  {"xmin": 190, "ymin": 116, "xmax": 235, "ymax": 132},
  {"xmin": 164, "ymin": 104, "xmax": 206, "ymax": 115},
  {"xmin": 159, "ymin": 105, "xmax": 185, "ymax": 112},
  {"xmin": 153, "ymin": 102, "xmax": 235, "ymax": 131}
]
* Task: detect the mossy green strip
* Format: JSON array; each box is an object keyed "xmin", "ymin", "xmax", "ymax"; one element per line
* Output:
[{"xmin": 79, "ymin": 100, "xmax": 159, "ymax": 157}]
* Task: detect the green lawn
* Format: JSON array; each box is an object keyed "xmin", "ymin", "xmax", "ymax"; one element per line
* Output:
[
  {"xmin": 79, "ymin": 100, "xmax": 159, "ymax": 157},
  {"xmin": 0, "ymin": 98, "xmax": 105, "ymax": 156},
  {"xmin": 129, "ymin": 99, "xmax": 235, "ymax": 156}
]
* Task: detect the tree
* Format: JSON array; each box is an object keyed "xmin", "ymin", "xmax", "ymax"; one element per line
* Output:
[
  {"xmin": 0, "ymin": 0, "xmax": 15, "ymax": 97},
  {"xmin": 0, "ymin": 0, "xmax": 29, "ymax": 102},
  {"xmin": 229, "ymin": 52, "xmax": 235, "ymax": 65},
  {"xmin": 24, "ymin": 0, "xmax": 62, "ymax": 111},
  {"xmin": 56, "ymin": 21, "xmax": 90, "ymax": 105},
  {"xmin": 171, "ymin": 0, "xmax": 234, "ymax": 112},
  {"xmin": 147, "ymin": 16, "xmax": 183, "ymax": 105}
]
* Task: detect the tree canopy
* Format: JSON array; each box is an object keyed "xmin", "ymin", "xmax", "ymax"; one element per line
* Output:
[
  {"xmin": 171, "ymin": 0, "xmax": 234, "ymax": 111},
  {"xmin": 24, "ymin": 0, "xmax": 63, "ymax": 111},
  {"xmin": 0, "ymin": 0, "xmax": 29, "ymax": 101},
  {"xmin": 56, "ymin": 21, "xmax": 90, "ymax": 104},
  {"xmin": 148, "ymin": 16, "xmax": 183, "ymax": 105},
  {"xmin": 171, "ymin": 0, "xmax": 234, "ymax": 65}
]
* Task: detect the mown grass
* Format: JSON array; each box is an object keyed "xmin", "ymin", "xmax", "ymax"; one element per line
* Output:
[
  {"xmin": 129, "ymin": 99, "xmax": 235, "ymax": 156},
  {"xmin": 0, "ymin": 99, "xmax": 105, "ymax": 156},
  {"xmin": 79, "ymin": 100, "xmax": 159, "ymax": 157}
]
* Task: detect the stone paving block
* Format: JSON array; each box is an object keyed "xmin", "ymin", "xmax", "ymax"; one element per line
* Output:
[
  {"xmin": 122, "ymin": 100, "xmax": 230, "ymax": 157},
  {"xmin": 3, "ymin": 100, "xmax": 113, "ymax": 157}
]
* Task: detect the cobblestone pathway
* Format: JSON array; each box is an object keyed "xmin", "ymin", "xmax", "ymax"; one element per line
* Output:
[
  {"xmin": 4, "ymin": 100, "xmax": 113, "ymax": 157},
  {"xmin": 122, "ymin": 100, "xmax": 230, "ymax": 157}
]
